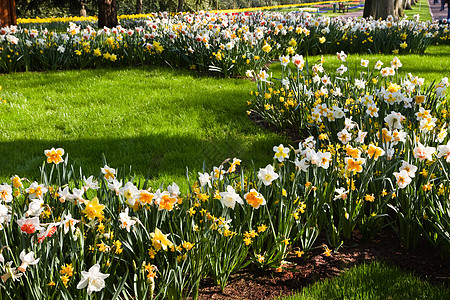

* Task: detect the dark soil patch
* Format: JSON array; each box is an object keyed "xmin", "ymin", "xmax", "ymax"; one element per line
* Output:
[
  {"xmin": 198, "ymin": 229, "xmax": 450, "ymax": 300},
  {"xmin": 248, "ymin": 110, "xmax": 306, "ymax": 143}
]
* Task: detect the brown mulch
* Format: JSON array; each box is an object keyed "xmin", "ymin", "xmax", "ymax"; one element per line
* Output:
[{"xmin": 197, "ymin": 229, "xmax": 450, "ymax": 300}]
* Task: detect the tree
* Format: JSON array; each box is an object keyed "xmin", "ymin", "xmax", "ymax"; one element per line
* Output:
[
  {"xmin": 136, "ymin": 0, "xmax": 143, "ymax": 13},
  {"xmin": 98, "ymin": 0, "xmax": 117, "ymax": 28},
  {"xmin": 403, "ymin": 0, "xmax": 412, "ymax": 10},
  {"xmin": 363, "ymin": 0, "xmax": 406, "ymax": 20},
  {"xmin": 177, "ymin": 0, "xmax": 184, "ymax": 11},
  {"xmin": 0, "ymin": 0, "xmax": 17, "ymax": 27}
]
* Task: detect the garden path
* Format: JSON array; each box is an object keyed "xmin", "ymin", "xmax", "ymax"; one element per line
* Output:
[{"xmin": 428, "ymin": 0, "xmax": 449, "ymax": 21}]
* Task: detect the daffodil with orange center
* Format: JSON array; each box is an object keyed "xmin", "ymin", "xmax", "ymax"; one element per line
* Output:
[
  {"xmin": 11, "ymin": 176, "xmax": 22, "ymax": 188},
  {"xmin": 156, "ymin": 193, "xmax": 177, "ymax": 211},
  {"xmin": 367, "ymin": 144, "xmax": 385, "ymax": 160},
  {"xmin": 346, "ymin": 145, "xmax": 361, "ymax": 159},
  {"xmin": 345, "ymin": 157, "xmax": 365, "ymax": 173},
  {"xmin": 138, "ymin": 190, "xmax": 154, "ymax": 205},
  {"xmin": 381, "ymin": 128, "xmax": 393, "ymax": 143},
  {"xmin": 44, "ymin": 148, "xmax": 64, "ymax": 164},
  {"xmin": 244, "ymin": 189, "xmax": 266, "ymax": 209}
]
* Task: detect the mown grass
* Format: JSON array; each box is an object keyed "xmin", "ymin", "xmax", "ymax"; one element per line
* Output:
[
  {"xmin": 402, "ymin": 0, "xmax": 433, "ymax": 21},
  {"xmin": 280, "ymin": 261, "xmax": 450, "ymax": 300},
  {"xmin": 269, "ymin": 45, "xmax": 450, "ymax": 83},
  {"xmin": 0, "ymin": 67, "xmax": 288, "ymax": 190}
]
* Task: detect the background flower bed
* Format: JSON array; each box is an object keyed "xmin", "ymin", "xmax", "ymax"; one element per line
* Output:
[{"xmin": 1, "ymin": 11, "xmax": 449, "ymax": 75}]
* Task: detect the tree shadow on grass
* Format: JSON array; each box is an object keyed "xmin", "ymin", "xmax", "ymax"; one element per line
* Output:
[
  {"xmin": 0, "ymin": 65, "xmax": 290, "ymax": 186},
  {"xmin": 0, "ymin": 132, "xmax": 287, "ymax": 186}
]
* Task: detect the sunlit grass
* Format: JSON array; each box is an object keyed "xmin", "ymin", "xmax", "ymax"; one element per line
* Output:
[
  {"xmin": 0, "ymin": 66, "xmax": 288, "ymax": 190},
  {"xmin": 269, "ymin": 45, "xmax": 450, "ymax": 84},
  {"xmin": 280, "ymin": 261, "xmax": 450, "ymax": 300}
]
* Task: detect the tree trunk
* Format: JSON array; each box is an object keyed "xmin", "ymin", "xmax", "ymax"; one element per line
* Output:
[
  {"xmin": 136, "ymin": 0, "xmax": 143, "ymax": 14},
  {"xmin": 98, "ymin": 0, "xmax": 118, "ymax": 28},
  {"xmin": 177, "ymin": 0, "xmax": 184, "ymax": 11},
  {"xmin": 0, "ymin": 0, "xmax": 16, "ymax": 27},
  {"xmin": 364, "ymin": 0, "xmax": 405, "ymax": 20},
  {"xmin": 404, "ymin": 0, "xmax": 412, "ymax": 9},
  {"xmin": 394, "ymin": 0, "xmax": 404, "ymax": 17}
]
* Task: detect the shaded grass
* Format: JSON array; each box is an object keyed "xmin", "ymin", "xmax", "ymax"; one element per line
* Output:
[
  {"xmin": 0, "ymin": 67, "xmax": 288, "ymax": 190},
  {"xmin": 269, "ymin": 45, "xmax": 450, "ymax": 83},
  {"xmin": 281, "ymin": 261, "xmax": 450, "ymax": 300}
]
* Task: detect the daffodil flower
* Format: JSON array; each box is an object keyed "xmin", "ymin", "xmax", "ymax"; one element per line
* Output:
[
  {"xmin": 76, "ymin": 264, "xmax": 110, "ymax": 295},
  {"xmin": 18, "ymin": 250, "xmax": 39, "ymax": 272},
  {"xmin": 118, "ymin": 208, "xmax": 136, "ymax": 232},
  {"xmin": 257, "ymin": 164, "xmax": 279, "ymax": 186},
  {"xmin": 219, "ymin": 186, "xmax": 243, "ymax": 209}
]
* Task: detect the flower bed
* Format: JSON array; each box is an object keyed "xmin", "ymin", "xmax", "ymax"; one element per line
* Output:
[{"xmin": 1, "ymin": 11, "xmax": 449, "ymax": 75}]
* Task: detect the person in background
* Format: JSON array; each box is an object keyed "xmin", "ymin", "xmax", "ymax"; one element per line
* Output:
[
  {"xmin": 447, "ymin": 0, "xmax": 450, "ymax": 20},
  {"xmin": 440, "ymin": 0, "xmax": 445, "ymax": 11}
]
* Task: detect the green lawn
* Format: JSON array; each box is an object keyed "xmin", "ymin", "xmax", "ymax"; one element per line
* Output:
[
  {"xmin": 281, "ymin": 261, "xmax": 450, "ymax": 300},
  {"xmin": 269, "ymin": 45, "xmax": 450, "ymax": 83},
  {"xmin": 0, "ymin": 67, "xmax": 288, "ymax": 190},
  {"xmin": 402, "ymin": 0, "xmax": 433, "ymax": 21}
]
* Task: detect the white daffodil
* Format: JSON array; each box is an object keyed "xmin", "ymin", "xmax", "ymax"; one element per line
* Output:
[
  {"xmin": 0, "ymin": 204, "xmax": 11, "ymax": 229},
  {"xmin": 101, "ymin": 165, "xmax": 116, "ymax": 181},
  {"xmin": 337, "ymin": 128, "xmax": 352, "ymax": 145},
  {"xmin": 211, "ymin": 166, "xmax": 225, "ymax": 181},
  {"xmin": 334, "ymin": 187, "xmax": 349, "ymax": 200},
  {"xmin": 399, "ymin": 161, "xmax": 418, "ymax": 178},
  {"xmin": 437, "ymin": 141, "xmax": 450, "ymax": 162},
  {"xmin": 17, "ymin": 217, "xmax": 45, "ymax": 234},
  {"xmin": 118, "ymin": 208, "xmax": 136, "ymax": 232},
  {"xmin": 25, "ymin": 198, "xmax": 44, "ymax": 217},
  {"xmin": 295, "ymin": 157, "xmax": 309, "ymax": 172},
  {"xmin": 0, "ymin": 185, "xmax": 12, "ymax": 203},
  {"xmin": 107, "ymin": 179, "xmax": 123, "ymax": 195},
  {"xmin": 83, "ymin": 175, "xmax": 100, "ymax": 191},
  {"xmin": 68, "ymin": 188, "xmax": 85, "ymax": 202},
  {"xmin": 393, "ymin": 170, "xmax": 412, "ymax": 189},
  {"xmin": 257, "ymin": 164, "xmax": 279, "ymax": 186},
  {"xmin": 58, "ymin": 186, "xmax": 71, "ymax": 203},
  {"xmin": 119, "ymin": 182, "xmax": 138, "ymax": 206},
  {"xmin": 384, "ymin": 111, "xmax": 405, "ymax": 130},
  {"xmin": 167, "ymin": 183, "xmax": 180, "ymax": 198},
  {"xmin": 198, "ymin": 172, "xmax": 212, "ymax": 188},
  {"xmin": 26, "ymin": 182, "xmax": 47, "ymax": 200},
  {"xmin": 219, "ymin": 186, "xmax": 243, "ymax": 210},
  {"xmin": 61, "ymin": 212, "xmax": 80, "ymax": 235},
  {"xmin": 18, "ymin": 250, "xmax": 40, "ymax": 272},
  {"xmin": 77, "ymin": 264, "xmax": 110, "ymax": 295},
  {"xmin": 413, "ymin": 142, "xmax": 436, "ymax": 162},
  {"xmin": 1, "ymin": 261, "xmax": 23, "ymax": 282}
]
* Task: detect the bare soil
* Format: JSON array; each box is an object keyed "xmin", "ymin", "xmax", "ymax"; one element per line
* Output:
[{"xmin": 198, "ymin": 229, "xmax": 450, "ymax": 300}]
